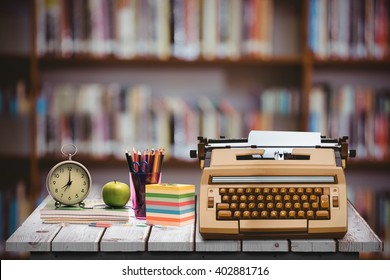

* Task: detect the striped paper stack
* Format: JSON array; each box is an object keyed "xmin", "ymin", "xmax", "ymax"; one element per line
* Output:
[{"xmin": 145, "ymin": 183, "xmax": 195, "ymax": 226}]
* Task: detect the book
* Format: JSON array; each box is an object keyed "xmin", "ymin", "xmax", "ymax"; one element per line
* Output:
[
  {"xmin": 34, "ymin": 0, "xmax": 282, "ymax": 59},
  {"xmin": 309, "ymin": 85, "xmax": 328, "ymax": 135},
  {"xmin": 310, "ymin": 84, "xmax": 390, "ymax": 160},
  {"xmin": 309, "ymin": 0, "xmax": 389, "ymax": 59},
  {"xmin": 40, "ymin": 198, "xmax": 132, "ymax": 224},
  {"xmin": 172, "ymin": 0, "xmax": 201, "ymax": 60},
  {"xmin": 37, "ymin": 82, "xmax": 304, "ymax": 159}
]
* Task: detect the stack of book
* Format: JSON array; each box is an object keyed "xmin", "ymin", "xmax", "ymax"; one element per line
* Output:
[
  {"xmin": 145, "ymin": 183, "xmax": 195, "ymax": 226},
  {"xmin": 40, "ymin": 199, "xmax": 131, "ymax": 224}
]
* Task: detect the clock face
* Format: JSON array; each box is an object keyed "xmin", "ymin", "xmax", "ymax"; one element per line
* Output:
[{"xmin": 47, "ymin": 161, "xmax": 91, "ymax": 205}]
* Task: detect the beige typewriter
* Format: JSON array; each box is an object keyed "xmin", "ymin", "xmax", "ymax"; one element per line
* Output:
[{"xmin": 190, "ymin": 131, "xmax": 356, "ymax": 239}]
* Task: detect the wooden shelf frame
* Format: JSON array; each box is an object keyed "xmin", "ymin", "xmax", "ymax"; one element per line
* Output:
[{"xmin": 38, "ymin": 55, "xmax": 303, "ymax": 68}]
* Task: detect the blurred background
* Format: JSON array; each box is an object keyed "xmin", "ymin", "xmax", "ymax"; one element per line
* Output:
[{"xmin": 0, "ymin": 0, "xmax": 389, "ymax": 259}]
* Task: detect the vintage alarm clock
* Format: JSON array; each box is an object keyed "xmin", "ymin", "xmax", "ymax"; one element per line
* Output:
[{"xmin": 46, "ymin": 144, "xmax": 92, "ymax": 208}]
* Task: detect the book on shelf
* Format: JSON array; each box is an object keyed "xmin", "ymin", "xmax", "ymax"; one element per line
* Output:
[
  {"xmin": 197, "ymin": 95, "xmax": 219, "ymax": 139},
  {"xmin": 0, "ymin": 80, "xmax": 30, "ymax": 117},
  {"xmin": 219, "ymin": 99, "xmax": 241, "ymax": 140},
  {"xmin": 36, "ymin": 0, "xmax": 171, "ymax": 59},
  {"xmin": 0, "ymin": 80, "xmax": 32, "ymax": 156},
  {"xmin": 37, "ymin": 82, "xmax": 301, "ymax": 160},
  {"xmin": 309, "ymin": 84, "xmax": 390, "ymax": 160},
  {"xmin": 172, "ymin": 0, "xmax": 201, "ymax": 60},
  {"xmin": 243, "ymin": 0, "xmax": 273, "ymax": 58},
  {"xmin": 309, "ymin": 0, "xmax": 389, "ymax": 59},
  {"xmin": 257, "ymin": 88, "xmax": 300, "ymax": 131},
  {"xmin": 35, "ymin": 0, "xmax": 276, "ymax": 60},
  {"xmin": 0, "ymin": 180, "xmax": 31, "ymax": 243},
  {"xmin": 309, "ymin": 85, "xmax": 328, "ymax": 135},
  {"xmin": 39, "ymin": 198, "xmax": 131, "ymax": 224}
]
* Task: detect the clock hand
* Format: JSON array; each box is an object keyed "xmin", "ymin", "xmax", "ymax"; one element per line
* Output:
[
  {"xmin": 61, "ymin": 179, "xmax": 73, "ymax": 191},
  {"xmin": 62, "ymin": 182, "xmax": 70, "ymax": 189},
  {"xmin": 61, "ymin": 170, "xmax": 73, "ymax": 191}
]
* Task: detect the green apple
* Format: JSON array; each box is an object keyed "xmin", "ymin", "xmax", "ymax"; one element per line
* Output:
[{"xmin": 102, "ymin": 180, "xmax": 130, "ymax": 207}]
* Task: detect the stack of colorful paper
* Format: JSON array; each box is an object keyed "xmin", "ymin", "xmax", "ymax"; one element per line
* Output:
[{"xmin": 145, "ymin": 183, "xmax": 195, "ymax": 226}]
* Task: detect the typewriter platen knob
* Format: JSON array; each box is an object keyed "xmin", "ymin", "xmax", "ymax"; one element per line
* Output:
[{"xmin": 190, "ymin": 150, "xmax": 197, "ymax": 158}]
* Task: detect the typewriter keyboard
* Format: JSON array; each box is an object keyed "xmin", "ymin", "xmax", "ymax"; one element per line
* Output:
[{"xmin": 216, "ymin": 187, "xmax": 330, "ymax": 220}]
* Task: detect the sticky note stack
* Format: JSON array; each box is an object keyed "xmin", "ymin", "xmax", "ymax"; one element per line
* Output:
[{"xmin": 145, "ymin": 183, "xmax": 195, "ymax": 226}]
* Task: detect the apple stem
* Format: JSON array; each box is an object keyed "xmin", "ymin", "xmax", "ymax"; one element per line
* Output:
[{"xmin": 115, "ymin": 180, "xmax": 116, "ymax": 184}]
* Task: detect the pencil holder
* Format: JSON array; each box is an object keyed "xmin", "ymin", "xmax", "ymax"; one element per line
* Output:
[{"xmin": 129, "ymin": 172, "xmax": 161, "ymax": 220}]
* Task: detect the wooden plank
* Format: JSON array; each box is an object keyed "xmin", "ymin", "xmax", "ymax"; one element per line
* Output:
[
  {"xmin": 291, "ymin": 239, "xmax": 336, "ymax": 252},
  {"xmin": 6, "ymin": 224, "xmax": 61, "ymax": 252},
  {"xmin": 51, "ymin": 224, "xmax": 105, "ymax": 251},
  {"xmin": 195, "ymin": 216, "xmax": 241, "ymax": 252},
  {"xmin": 148, "ymin": 223, "xmax": 195, "ymax": 251},
  {"xmin": 338, "ymin": 202, "xmax": 383, "ymax": 252},
  {"xmin": 100, "ymin": 221, "xmax": 151, "ymax": 252},
  {"xmin": 6, "ymin": 196, "xmax": 62, "ymax": 252},
  {"xmin": 242, "ymin": 240, "xmax": 289, "ymax": 252}
]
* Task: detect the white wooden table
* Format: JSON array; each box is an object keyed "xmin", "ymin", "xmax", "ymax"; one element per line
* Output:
[{"xmin": 6, "ymin": 194, "xmax": 383, "ymax": 260}]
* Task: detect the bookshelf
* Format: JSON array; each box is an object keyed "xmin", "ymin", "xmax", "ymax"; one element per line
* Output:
[{"xmin": 1, "ymin": 0, "xmax": 390, "ymax": 258}]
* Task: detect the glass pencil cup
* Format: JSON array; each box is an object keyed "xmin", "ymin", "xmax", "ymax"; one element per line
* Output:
[{"xmin": 129, "ymin": 172, "xmax": 161, "ymax": 220}]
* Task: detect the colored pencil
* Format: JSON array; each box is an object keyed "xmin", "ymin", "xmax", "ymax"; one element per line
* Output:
[{"xmin": 88, "ymin": 222, "xmax": 112, "ymax": 228}]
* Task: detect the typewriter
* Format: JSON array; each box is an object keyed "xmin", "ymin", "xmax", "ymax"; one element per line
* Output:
[{"xmin": 190, "ymin": 131, "xmax": 356, "ymax": 239}]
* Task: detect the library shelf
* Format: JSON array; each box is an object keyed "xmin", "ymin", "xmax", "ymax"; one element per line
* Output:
[
  {"xmin": 0, "ymin": 53, "xmax": 30, "ymax": 63},
  {"xmin": 0, "ymin": 53, "xmax": 31, "ymax": 80},
  {"xmin": 0, "ymin": 154, "xmax": 30, "ymax": 162},
  {"xmin": 347, "ymin": 160, "xmax": 390, "ymax": 171},
  {"xmin": 312, "ymin": 57, "xmax": 390, "ymax": 70},
  {"xmin": 37, "ymin": 55, "xmax": 303, "ymax": 69},
  {"xmin": 0, "ymin": 155, "xmax": 30, "ymax": 187},
  {"xmin": 1, "ymin": 0, "xmax": 390, "ymax": 259}
]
